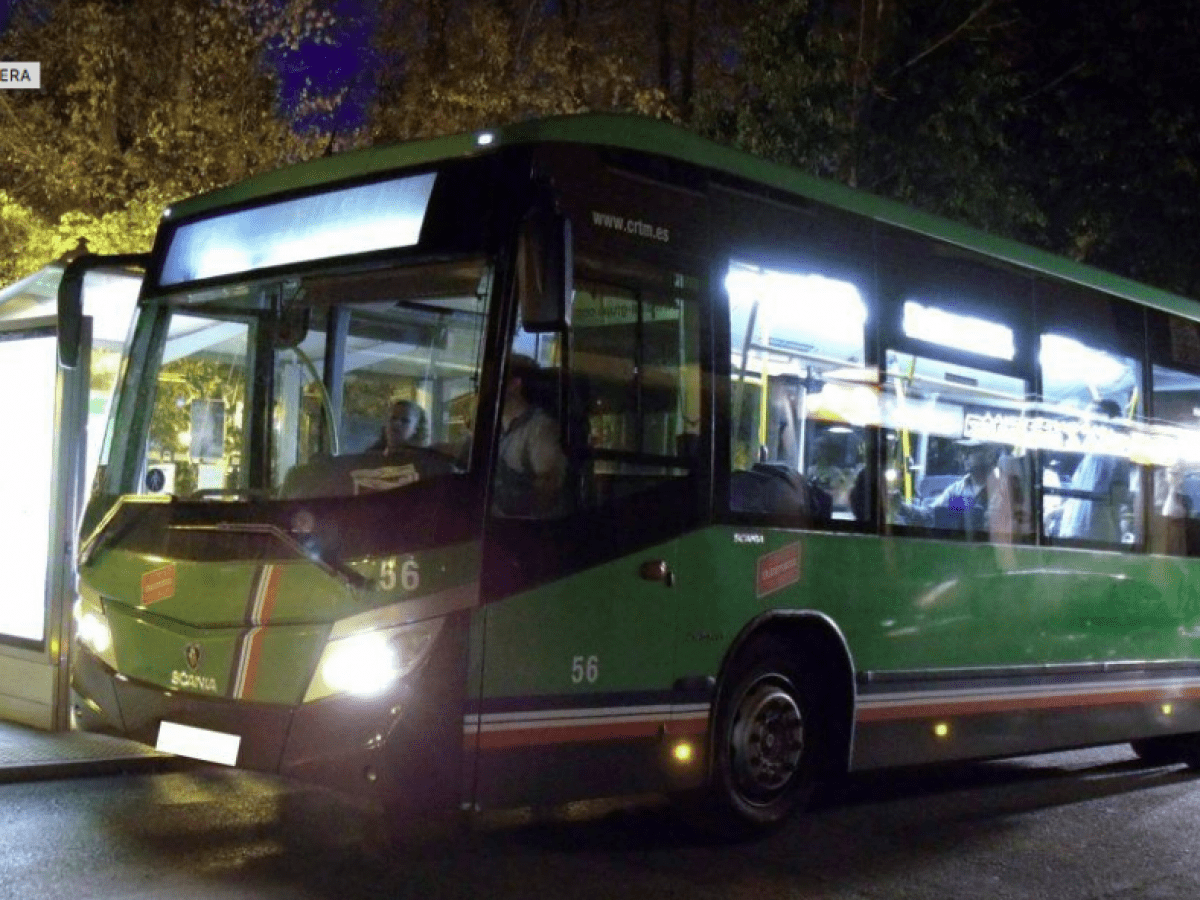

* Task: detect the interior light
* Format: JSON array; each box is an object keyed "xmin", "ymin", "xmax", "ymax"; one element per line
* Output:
[
  {"xmin": 672, "ymin": 741, "xmax": 695, "ymax": 764},
  {"xmin": 933, "ymin": 722, "xmax": 951, "ymax": 739},
  {"xmin": 724, "ymin": 264, "xmax": 867, "ymax": 341},
  {"xmin": 476, "ymin": 132, "xmax": 495, "ymax": 146},
  {"xmin": 1040, "ymin": 334, "xmax": 1128, "ymax": 387},
  {"xmin": 1162, "ymin": 704, "xmax": 1174, "ymax": 716},
  {"xmin": 903, "ymin": 301, "xmax": 1014, "ymax": 361}
]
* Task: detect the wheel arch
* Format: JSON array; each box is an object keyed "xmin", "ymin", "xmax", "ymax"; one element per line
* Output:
[{"xmin": 711, "ymin": 610, "xmax": 857, "ymax": 780}]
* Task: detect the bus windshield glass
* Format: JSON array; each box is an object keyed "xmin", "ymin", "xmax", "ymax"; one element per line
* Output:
[{"xmin": 126, "ymin": 257, "xmax": 490, "ymax": 501}]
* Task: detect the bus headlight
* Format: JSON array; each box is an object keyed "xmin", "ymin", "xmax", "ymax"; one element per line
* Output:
[
  {"xmin": 304, "ymin": 618, "xmax": 443, "ymax": 702},
  {"xmin": 79, "ymin": 612, "xmax": 113, "ymax": 655},
  {"xmin": 323, "ymin": 633, "xmax": 399, "ymax": 696},
  {"xmin": 73, "ymin": 594, "xmax": 117, "ymax": 669}
]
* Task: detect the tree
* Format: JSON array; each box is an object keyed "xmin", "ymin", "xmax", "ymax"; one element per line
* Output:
[
  {"xmin": 1013, "ymin": 0, "xmax": 1200, "ymax": 295},
  {"xmin": 697, "ymin": 0, "xmax": 1045, "ymax": 241},
  {"xmin": 0, "ymin": 0, "xmax": 328, "ymax": 284},
  {"xmin": 368, "ymin": 0, "xmax": 676, "ymax": 142}
]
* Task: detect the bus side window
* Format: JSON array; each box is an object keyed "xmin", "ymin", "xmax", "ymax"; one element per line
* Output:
[
  {"xmin": 1150, "ymin": 362, "xmax": 1200, "ymax": 556},
  {"xmin": 1039, "ymin": 335, "xmax": 1143, "ymax": 548},
  {"xmin": 570, "ymin": 274, "xmax": 701, "ymax": 509},
  {"xmin": 882, "ymin": 351, "xmax": 1032, "ymax": 543},
  {"xmin": 1037, "ymin": 280, "xmax": 1147, "ymax": 550},
  {"xmin": 726, "ymin": 259, "xmax": 871, "ymax": 525}
]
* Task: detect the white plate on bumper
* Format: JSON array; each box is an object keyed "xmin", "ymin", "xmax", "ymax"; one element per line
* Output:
[{"xmin": 156, "ymin": 721, "xmax": 241, "ymax": 766}]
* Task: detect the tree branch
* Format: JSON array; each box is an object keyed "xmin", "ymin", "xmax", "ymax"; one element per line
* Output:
[
  {"xmin": 1020, "ymin": 61, "xmax": 1086, "ymax": 103},
  {"xmin": 897, "ymin": 0, "xmax": 997, "ymax": 72}
]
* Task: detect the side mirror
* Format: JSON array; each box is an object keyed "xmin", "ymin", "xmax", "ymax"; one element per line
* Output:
[
  {"xmin": 516, "ymin": 199, "xmax": 572, "ymax": 333},
  {"xmin": 57, "ymin": 252, "xmax": 150, "ymax": 369},
  {"xmin": 57, "ymin": 258, "xmax": 88, "ymax": 369},
  {"xmin": 275, "ymin": 305, "xmax": 310, "ymax": 349}
]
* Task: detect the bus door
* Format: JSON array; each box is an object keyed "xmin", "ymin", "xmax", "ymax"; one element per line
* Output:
[{"xmin": 472, "ymin": 261, "xmax": 707, "ymax": 809}]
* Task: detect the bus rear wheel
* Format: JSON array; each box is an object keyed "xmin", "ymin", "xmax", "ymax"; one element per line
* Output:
[
  {"xmin": 708, "ymin": 638, "xmax": 818, "ymax": 832},
  {"xmin": 1131, "ymin": 734, "xmax": 1200, "ymax": 768}
]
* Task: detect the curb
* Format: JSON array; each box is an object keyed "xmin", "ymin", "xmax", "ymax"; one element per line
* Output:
[{"xmin": 0, "ymin": 753, "xmax": 193, "ymax": 784}]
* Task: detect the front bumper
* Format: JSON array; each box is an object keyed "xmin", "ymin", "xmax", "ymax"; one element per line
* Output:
[{"xmin": 71, "ymin": 635, "xmax": 467, "ymax": 814}]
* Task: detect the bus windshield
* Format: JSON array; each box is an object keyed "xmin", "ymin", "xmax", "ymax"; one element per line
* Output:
[{"xmin": 120, "ymin": 257, "xmax": 491, "ymax": 501}]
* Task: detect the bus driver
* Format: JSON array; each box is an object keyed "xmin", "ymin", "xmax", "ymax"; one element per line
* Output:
[{"xmin": 492, "ymin": 354, "xmax": 568, "ymax": 518}]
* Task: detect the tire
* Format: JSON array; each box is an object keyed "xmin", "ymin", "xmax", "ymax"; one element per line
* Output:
[
  {"xmin": 1131, "ymin": 734, "xmax": 1200, "ymax": 768},
  {"xmin": 707, "ymin": 637, "xmax": 819, "ymax": 833}
]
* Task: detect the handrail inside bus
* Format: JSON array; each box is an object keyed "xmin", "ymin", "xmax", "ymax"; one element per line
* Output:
[{"xmin": 293, "ymin": 345, "xmax": 340, "ymax": 456}]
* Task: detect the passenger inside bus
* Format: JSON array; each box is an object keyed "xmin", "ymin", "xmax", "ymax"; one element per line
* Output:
[
  {"xmin": 1054, "ymin": 400, "xmax": 1134, "ymax": 544},
  {"xmin": 894, "ymin": 443, "xmax": 994, "ymax": 529},
  {"xmin": 809, "ymin": 434, "xmax": 857, "ymax": 510}
]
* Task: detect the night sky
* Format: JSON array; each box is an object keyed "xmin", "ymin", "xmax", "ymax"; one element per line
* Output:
[{"xmin": 270, "ymin": 0, "xmax": 377, "ymax": 134}]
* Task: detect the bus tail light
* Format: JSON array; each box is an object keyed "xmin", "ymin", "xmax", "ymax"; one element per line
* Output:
[{"xmin": 304, "ymin": 618, "xmax": 443, "ymax": 703}]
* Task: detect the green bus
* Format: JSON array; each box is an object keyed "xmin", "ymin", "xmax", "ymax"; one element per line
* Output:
[{"xmin": 64, "ymin": 114, "xmax": 1200, "ymax": 831}]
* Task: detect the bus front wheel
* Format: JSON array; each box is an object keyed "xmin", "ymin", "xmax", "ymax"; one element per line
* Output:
[{"xmin": 709, "ymin": 638, "xmax": 818, "ymax": 831}]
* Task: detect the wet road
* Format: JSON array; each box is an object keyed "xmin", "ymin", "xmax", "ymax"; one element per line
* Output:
[{"xmin": 2, "ymin": 744, "xmax": 1199, "ymax": 899}]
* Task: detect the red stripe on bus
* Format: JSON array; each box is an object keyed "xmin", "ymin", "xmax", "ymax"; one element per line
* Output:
[
  {"xmin": 257, "ymin": 565, "xmax": 281, "ymax": 624},
  {"xmin": 466, "ymin": 714, "xmax": 709, "ymax": 751},
  {"xmin": 239, "ymin": 627, "xmax": 266, "ymax": 701},
  {"xmin": 474, "ymin": 720, "xmax": 660, "ymax": 750},
  {"xmin": 856, "ymin": 684, "xmax": 1200, "ymax": 723}
]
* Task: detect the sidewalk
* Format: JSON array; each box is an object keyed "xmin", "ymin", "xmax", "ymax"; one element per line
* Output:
[{"xmin": 0, "ymin": 719, "xmax": 182, "ymax": 782}]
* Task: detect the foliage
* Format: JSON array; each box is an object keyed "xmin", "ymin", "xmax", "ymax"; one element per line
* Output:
[
  {"xmin": 369, "ymin": 0, "xmax": 690, "ymax": 142},
  {"xmin": 696, "ymin": 0, "xmax": 1046, "ymax": 242},
  {"xmin": 1011, "ymin": 0, "xmax": 1200, "ymax": 295},
  {"xmin": 0, "ymin": 0, "xmax": 327, "ymax": 285},
  {"xmin": 4, "ymin": 0, "xmax": 1200, "ymax": 300}
]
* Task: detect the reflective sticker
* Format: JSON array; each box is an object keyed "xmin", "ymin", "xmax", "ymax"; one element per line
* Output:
[
  {"xmin": 156, "ymin": 721, "xmax": 240, "ymax": 766},
  {"xmin": 350, "ymin": 463, "xmax": 418, "ymax": 493},
  {"xmin": 141, "ymin": 563, "xmax": 177, "ymax": 605},
  {"xmin": 756, "ymin": 542, "xmax": 801, "ymax": 598}
]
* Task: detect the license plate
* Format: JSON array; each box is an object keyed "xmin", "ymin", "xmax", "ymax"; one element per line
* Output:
[{"xmin": 156, "ymin": 721, "xmax": 241, "ymax": 766}]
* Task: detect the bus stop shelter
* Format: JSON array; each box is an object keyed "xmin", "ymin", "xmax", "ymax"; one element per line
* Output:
[{"xmin": 0, "ymin": 259, "xmax": 140, "ymax": 731}]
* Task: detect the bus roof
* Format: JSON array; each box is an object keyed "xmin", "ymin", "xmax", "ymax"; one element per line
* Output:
[{"xmin": 166, "ymin": 114, "xmax": 1200, "ymax": 323}]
